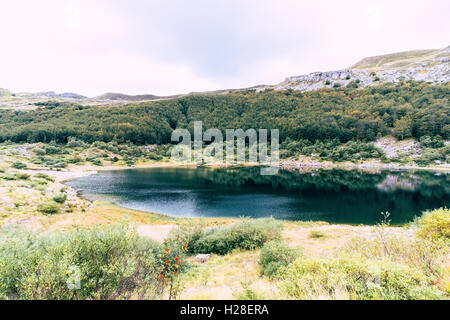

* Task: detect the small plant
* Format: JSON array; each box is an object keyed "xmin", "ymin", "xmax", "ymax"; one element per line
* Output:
[
  {"xmin": 308, "ymin": 230, "xmax": 326, "ymax": 239},
  {"xmin": 37, "ymin": 201, "xmax": 60, "ymax": 214},
  {"xmin": 375, "ymin": 211, "xmax": 392, "ymax": 256},
  {"xmin": 259, "ymin": 240, "xmax": 298, "ymax": 278},
  {"xmin": 416, "ymin": 208, "xmax": 449, "ymax": 241},
  {"xmin": 11, "ymin": 161, "xmax": 27, "ymax": 169},
  {"xmin": 33, "ymin": 173, "xmax": 54, "ymax": 182},
  {"xmin": 159, "ymin": 237, "xmax": 189, "ymax": 300},
  {"xmin": 185, "ymin": 218, "xmax": 283, "ymax": 255},
  {"xmin": 52, "ymin": 193, "xmax": 67, "ymax": 204},
  {"xmin": 0, "ymin": 172, "xmax": 30, "ymax": 180},
  {"xmin": 45, "ymin": 145, "xmax": 60, "ymax": 155},
  {"xmin": 89, "ymin": 158, "xmax": 102, "ymax": 166}
]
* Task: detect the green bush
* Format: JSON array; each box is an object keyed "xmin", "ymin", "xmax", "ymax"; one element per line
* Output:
[
  {"xmin": 280, "ymin": 257, "xmax": 445, "ymax": 300},
  {"xmin": 416, "ymin": 208, "xmax": 450, "ymax": 241},
  {"xmin": 0, "ymin": 172, "xmax": 30, "ymax": 180},
  {"xmin": 45, "ymin": 145, "xmax": 61, "ymax": 155},
  {"xmin": 33, "ymin": 147, "xmax": 46, "ymax": 155},
  {"xmin": 33, "ymin": 173, "xmax": 54, "ymax": 182},
  {"xmin": 30, "ymin": 178, "xmax": 49, "ymax": 187},
  {"xmin": 52, "ymin": 193, "xmax": 67, "ymax": 204},
  {"xmin": 37, "ymin": 201, "xmax": 60, "ymax": 215},
  {"xmin": 11, "ymin": 161, "xmax": 27, "ymax": 169},
  {"xmin": 280, "ymin": 138, "xmax": 384, "ymax": 161},
  {"xmin": 88, "ymin": 158, "xmax": 102, "ymax": 166},
  {"xmin": 148, "ymin": 152, "xmax": 163, "ymax": 161},
  {"xmin": 420, "ymin": 135, "xmax": 444, "ymax": 149},
  {"xmin": 66, "ymin": 136, "xmax": 88, "ymax": 148},
  {"xmin": 184, "ymin": 218, "xmax": 283, "ymax": 255},
  {"xmin": 259, "ymin": 240, "xmax": 298, "ymax": 278},
  {"xmin": 0, "ymin": 224, "xmax": 163, "ymax": 300}
]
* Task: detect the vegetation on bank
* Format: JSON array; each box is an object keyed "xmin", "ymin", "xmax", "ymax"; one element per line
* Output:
[
  {"xmin": 169, "ymin": 218, "xmax": 283, "ymax": 255},
  {"xmin": 0, "ymin": 82, "xmax": 448, "ymax": 164},
  {"xmin": 0, "ymin": 209, "xmax": 448, "ymax": 300},
  {"xmin": 0, "ymin": 224, "xmax": 164, "ymax": 299}
]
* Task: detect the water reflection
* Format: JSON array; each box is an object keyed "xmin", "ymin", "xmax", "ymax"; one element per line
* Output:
[{"xmin": 66, "ymin": 167, "xmax": 449, "ymax": 225}]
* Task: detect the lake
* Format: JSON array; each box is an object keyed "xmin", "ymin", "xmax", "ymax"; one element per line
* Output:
[{"xmin": 66, "ymin": 167, "xmax": 449, "ymax": 225}]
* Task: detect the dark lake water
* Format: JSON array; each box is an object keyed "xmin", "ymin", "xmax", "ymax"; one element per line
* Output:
[{"xmin": 66, "ymin": 167, "xmax": 449, "ymax": 225}]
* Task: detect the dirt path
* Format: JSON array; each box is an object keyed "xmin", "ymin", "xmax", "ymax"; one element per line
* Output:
[{"xmin": 136, "ymin": 224, "xmax": 176, "ymax": 242}]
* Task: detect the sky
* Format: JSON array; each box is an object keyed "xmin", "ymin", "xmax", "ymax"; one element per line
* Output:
[{"xmin": 0, "ymin": 0, "xmax": 449, "ymax": 97}]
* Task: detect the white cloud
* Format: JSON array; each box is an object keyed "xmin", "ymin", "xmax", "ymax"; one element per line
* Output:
[{"xmin": 0, "ymin": 0, "xmax": 448, "ymax": 96}]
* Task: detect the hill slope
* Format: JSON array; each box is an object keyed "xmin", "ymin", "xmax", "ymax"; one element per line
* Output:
[{"xmin": 276, "ymin": 46, "xmax": 450, "ymax": 92}]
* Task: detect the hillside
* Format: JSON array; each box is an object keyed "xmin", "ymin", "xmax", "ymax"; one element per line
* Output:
[
  {"xmin": 350, "ymin": 47, "xmax": 448, "ymax": 70},
  {"xmin": 0, "ymin": 82, "xmax": 448, "ymax": 145},
  {"xmin": 277, "ymin": 45, "xmax": 450, "ymax": 92}
]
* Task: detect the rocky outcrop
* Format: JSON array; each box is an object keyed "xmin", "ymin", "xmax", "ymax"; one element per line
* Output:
[{"xmin": 276, "ymin": 46, "xmax": 450, "ymax": 92}]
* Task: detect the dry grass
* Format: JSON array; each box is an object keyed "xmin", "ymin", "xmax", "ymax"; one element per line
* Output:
[{"xmin": 179, "ymin": 250, "xmax": 279, "ymax": 300}]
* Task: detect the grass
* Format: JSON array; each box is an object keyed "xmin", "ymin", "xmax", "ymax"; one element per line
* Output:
[
  {"xmin": 0, "ymin": 207, "xmax": 448, "ymax": 300},
  {"xmin": 0, "ymin": 141, "xmax": 448, "ymax": 300}
]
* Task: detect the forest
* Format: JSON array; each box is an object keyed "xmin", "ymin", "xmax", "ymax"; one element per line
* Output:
[{"xmin": 0, "ymin": 81, "xmax": 448, "ymax": 146}]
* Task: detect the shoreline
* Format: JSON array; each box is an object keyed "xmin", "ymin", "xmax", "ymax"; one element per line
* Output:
[
  {"xmin": 52, "ymin": 161, "xmax": 441, "ymax": 228},
  {"xmin": 45, "ymin": 157, "xmax": 450, "ymax": 185}
]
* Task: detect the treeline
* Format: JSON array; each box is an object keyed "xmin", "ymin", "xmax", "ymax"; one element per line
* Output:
[{"xmin": 0, "ymin": 81, "xmax": 448, "ymax": 144}]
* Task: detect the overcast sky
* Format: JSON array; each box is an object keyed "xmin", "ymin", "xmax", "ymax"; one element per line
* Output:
[{"xmin": 0, "ymin": 0, "xmax": 449, "ymax": 97}]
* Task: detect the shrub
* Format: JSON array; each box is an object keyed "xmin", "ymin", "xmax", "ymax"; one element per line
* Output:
[
  {"xmin": 66, "ymin": 137, "xmax": 88, "ymax": 148},
  {"xmin": 280, "ymin": 257, "xmax": 445, "ymax": 300},
  {"xmin": 0, "ymin": 172, "xmax": 30, "ymax": 180},
  {"xmin": 259, "ymin": 240, "xmax": 298, "ymax": 278},
  {"xmin": 148, "ymin": 152, "xmax": 163, "ymax": 161},
  {"xmin": 37, "ymin": 201, "xmax": 60, "ymax": 214},
  {"xmin": 416, "ymin": 208, "xmax": 450, "ymax": 241},
  {"xmin": 30, "ymin": 178, "xmax": 48, "ymax": 187},
  {"xmin": 308, "ymin": 230, "xmax": 326, "ymax": 239},
  {"xmin": 15, "ymin": 172, "xmax": 30, "ymax": 180},
  {"xmin": 52, "ymin": 193, "xmax": 67, "ymax": 204},
  {"xmin": 175, "ymin": 218, "xmax": 283, "ymax": 255},
  {"xmin": 0, "ymin": 225, "xmax": 163, "ymax": 300},
  {"xmin": 88, "ymin": 158, "xmax": 102, "ymax": 166},
  {"xmin": 33, "ymin": 147, "xmax": 46, "ymax": 155},
  {"xmin": 33, "ymin": 173, "xmax": 54, "ymax": 182},
  {"xmin": 11, "ymin": 161, "xmax": 27, "ymax": 169},
  {"xmin": 67, "ymin": 156, "xmax": 84, "ymax": 164},
  {"xmin": 45, "ymin": 145, "xmax": 61, "ymax": 155}
]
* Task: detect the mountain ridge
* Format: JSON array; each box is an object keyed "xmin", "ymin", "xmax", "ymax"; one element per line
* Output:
[{"xmin": 1, "ymin": 45, "xmax": 449, "ymax": 107}]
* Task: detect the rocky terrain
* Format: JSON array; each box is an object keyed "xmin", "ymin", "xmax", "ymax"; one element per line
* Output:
[{"xmin": 276, "ymin": 45, "xmax": 450, "ymax": 92}]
